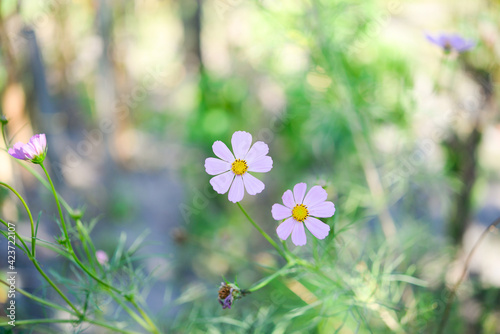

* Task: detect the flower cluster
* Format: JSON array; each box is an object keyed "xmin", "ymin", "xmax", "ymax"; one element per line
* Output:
[
  {"xmin": 206, "ymin": 131, "xmax": 337, "ymax": 309},
  {"xmin": 206, "ymin": 131, "xmax": 336, "ymax": 248},
  {"xmin": 8, "ymin": 134, "xmax": 48, "ymax": 164}
]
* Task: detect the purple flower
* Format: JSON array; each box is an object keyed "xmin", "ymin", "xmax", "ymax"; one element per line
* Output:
[
  {"xmin": 205, "ymin": 131, "xmax": 273, "ymax": 203},
  {"xmin": 272, "ymin": 183, "xmax": 335, "ymax": 246},
  {"xmin": 218, "ymin": 282, "xmax": 241, "ymax": 309},
  {"xmin": 425, "ymin": 33, "xmax": 475, "ymax": 53},
  {"xmin": 220, "ymin": 288, "xmax": 234, "ymax": 309},
  {"xmin": 8, "ymin": 134, "xmax": 47, "ymax": 164}
]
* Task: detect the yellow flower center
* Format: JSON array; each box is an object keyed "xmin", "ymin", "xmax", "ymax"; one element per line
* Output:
[
  {"xmin": 292, "ymin": 204, "xmax": 308, "ymax": 222},
  {"xmin": 231, "ymin": 159, "xmax": 248, "ymax": 175}
]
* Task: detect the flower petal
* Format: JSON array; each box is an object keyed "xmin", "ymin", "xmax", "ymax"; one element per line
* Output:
[
  {"xmin": 242, "ymin": 173, "xmax": 265, "ymax": 195},
  {"xmin": 309, "ymin": 201, "xmax": 336, "ymax": 218},
  {"xmin": 282, "ymin": 189, "xmax": 295, "ymax": 208},
  {"xmin": 272, "ymin": 204, "xmax": 292, "ymax": 220},
  {"xmin": 30, "ymin": 134, "xmax": 45, "ymax": 153},
  {"xmin": 29, "ymin": 135, "xmax": 39, "ymax": 148},
  {"xmin": 38, "ymin": 134, "xmax": 47, "ymax": 150},
  {"xmin": 425, "ymin": 33, "xmax": 443, "ymax": 47},
  {"xmin": 8, "ymin": 142, "xmax": 27, "ymax": 160},
  {"xmin": 231, "ymin": 131, "xmax": 252, "ymax": 159},
  {"xmin": 450, "ymin": 34, "xmax": 474, "ymax": 52},
  {"xmin": 22, "ymin": 143, "xmax": 37, "ymax": 160},
  {"xmin": 455, "ymin": 41, "xmax": 474, "ymax": 52},
  {"xmin": 213, "ymin": 140, "xmax": 235, "ymax": 162},
  {"xmin": 303, "ymin": 186, "xmax": 328, "ymax": 208},
  {"xmin": 205, "ymin": 158, "xmax": 231, "ymax": 175},
  {"xmin": 293, "ymin": 183, "xmax": 307, "ymax": 204},
  {"xmin": 245, "ymin": 141, "xmax": 269, "ymax": 165},
  {"xmin": 291, "ymin": 221, "xmax": 307, "ymax": 246},
  {"xmin": 7, "ymin": 148, "xmax": 21, "ymax": 159},
  {"xmin": 247, "ymin": 156, "xmax": 273, "ymax": 173},
  {"xmin": 228, "ymin": 175, "xmax": 245, "ymax": 203},
  {"xmin": 210, "ymin": 171, "xmax": 234, "ymax": 194},
  {"xmin": 304, "ymin": 217, "xmax": 330, "ymax": 240},
  {"xmin": 276, "ymin": 217, "xmax": 295, "ymax": 241}
]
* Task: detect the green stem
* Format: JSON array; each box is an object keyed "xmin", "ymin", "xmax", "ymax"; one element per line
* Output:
[
  {"xmin": 0, "ymin": 280, "xmax": 141, "ymax": 334},
  {"xmin": 0, "ymin": 182, "xmax": 36, "ymax": 256},
  {"xmin": 0, "ymin": 278, "xmax": 76, "ymax": 316},
  {"xmin": 0, "ymin": 213, "xmax": 81, "ymax": 316},
  {"xmin": 310, "ymin": 0, "xmax": 397, "ymax": 240},
  {"xmin": 437, "ymin": 217, "xmax": 500, "ymax": 334},
  {"xmin": 14, "ymin": 231, "xmax": 70, "ymax": 258},
  {"xmin": 9, "ymin": 163, "xmax": 160, "ymax": 333},
  {"xmin": 0, "ymin": 318, "xmax": 139, "ymax": 334},
  {"xmin": 293, "ymin": 255, "xmax": 342, "ymax": 288},
  {"xmin": 76, "ymin": 219, "xmax": 96, "ymax": 269},
  {"xmin": 111, "ymin": 293, "xmax": 151, "ymax": 331},
  {"xmin": 77, "ymin": 218, "xmax": 104, "ymax": 274},
  {"xmin": 248, "ymin": 263, "xmax": 294, "ymax": 292},
  {"xmin": 40, "ymin": 163, "xmax": 71, "ymax": 248},
  {"xmin": 40, "ymin": 163, "xmax": 122, "ymax": 294},
  {"xmin": 433, "ymin": 55, "xmax": 448, "ymax": 93},
  {"xmin": 13, "ymin": 161, "xmax": 159, "ymax": 332},
  {"xmin": 0, "ymin": 319, "xmax": 74, "ymax": 326},
  {"xmin": 31, "ymin": 258, "xmax": 82, "ymax": 316},
  {"xmin": 0, "ymin": 218, "xmax": 31, "ymax": 256},
  {"xmin": 0, "ymin": 219, "xmax": 81, "ymax": 315},
  {"xmin": 1, "ymin": 146, "xmax": 74, "ymax": 214},
  {"xmin": 446, "ymin": 54, "xmax": 459, "ymax": 93},
  {"xmin": 236, "ymin": 202, "xmax": 287, "ymax": 260},
  {"xmin": 21, "ymin": 159, "xmax": 74, "ymax": 213},
  {"xmin": 129, "ymin": 298, "xmax": 161, "ymax": 334},
  {"xmin": 281, "ymin": 239, "xmax": 289, "ymax": 254},
  {"xmin": 0, "ymin": 116, "xmax": 9, "ymax": 147},
  {"xmin": 87, "ymin": 318, "xmax": 138, "ymax": 334}
]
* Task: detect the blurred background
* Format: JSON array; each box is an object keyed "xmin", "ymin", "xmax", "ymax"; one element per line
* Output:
[{"xmin": 0, "ymin": 0, "xmax": 499, "ymax": 333}]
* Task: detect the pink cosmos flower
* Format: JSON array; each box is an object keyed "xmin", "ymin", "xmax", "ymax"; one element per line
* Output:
[
  {"xmin": 8, "ymin": 134, "xmax": 47, "ymax": 164},
  {"xmin": 205, "ymin": 131, "xmax": 273, "ymax": 203},
  {"xmin": 272, "ymin": 183, "xmax": 335, "ymax": 246},
  {"xmin": 96, "ymin": 250, "xmax": 109, "ymax": 265}
]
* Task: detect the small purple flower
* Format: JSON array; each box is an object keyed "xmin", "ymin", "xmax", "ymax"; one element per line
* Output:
[
  {"xmin": 221, "ymin": 290, "xmax": 234, "ymax": 309},
  {"xmin": 218, "ymin": 282, "xmax": 242, "ymax": 309},
  {"xmin": 425, "ymin": 33, "xmax": 475, "ymax": 53},
  {"xmin": 8, "ymin": 134, "xmax": 47, "ymax": 164},
  {"xmin": 96, "ymin": 250, "xmax": 109, "ymax": 265}
]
